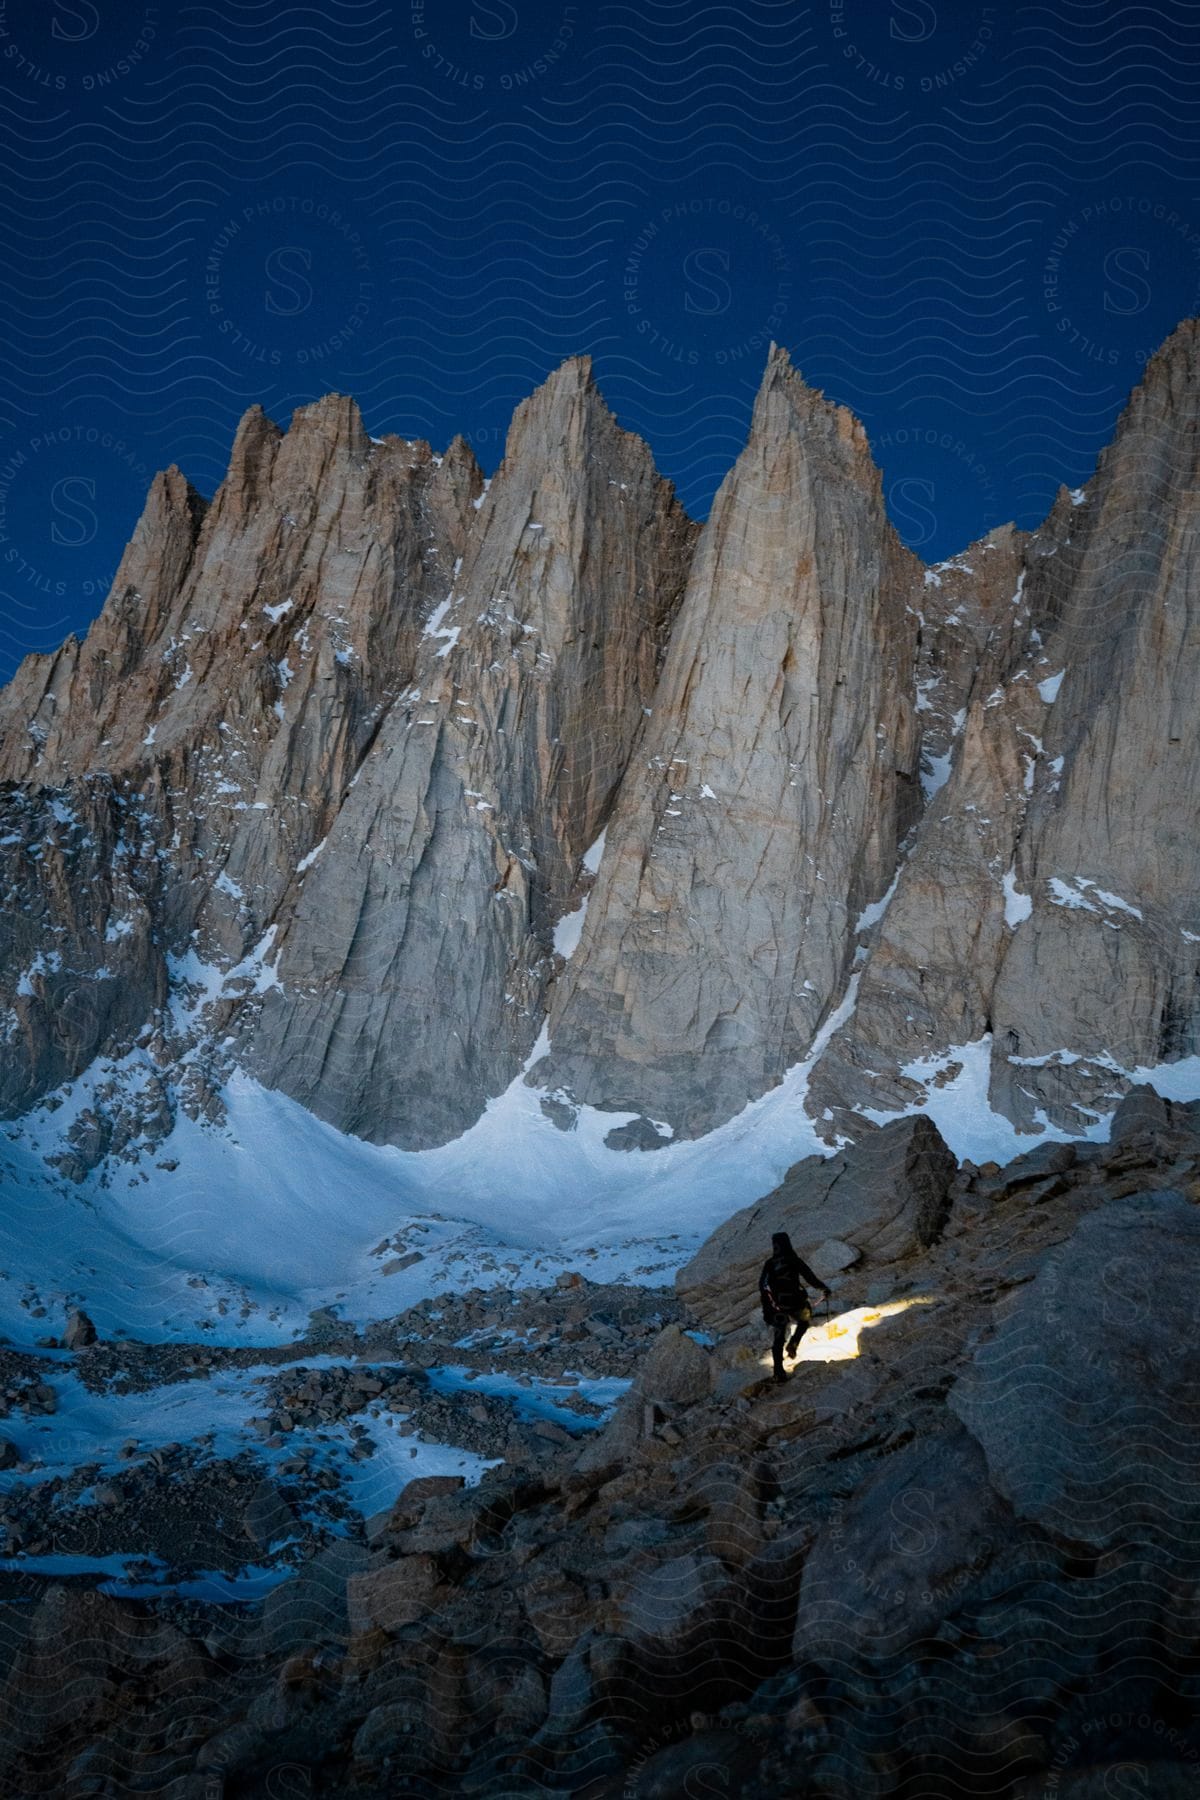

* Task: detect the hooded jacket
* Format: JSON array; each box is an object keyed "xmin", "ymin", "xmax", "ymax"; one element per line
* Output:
[{"xmin": 759, "ymin": 1231, "xmax": 827, "ymax": 1319}]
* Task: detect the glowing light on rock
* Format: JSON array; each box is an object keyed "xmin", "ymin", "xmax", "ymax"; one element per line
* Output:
[{"xmin": 761, "ymin": 1296, "xmax": 936, "ymax": 1370}]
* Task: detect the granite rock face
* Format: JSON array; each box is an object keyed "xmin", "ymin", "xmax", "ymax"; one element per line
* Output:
[
  {"xmin": 0, "ymin": 393, "xmax": 483, "ymax": 1126},
  {"xmin": 0, "ymin": 776, "xmax": 164, "ymax": 1116},
  {"xmin": 812, "ymin": 319, "xmax": 1200, "ymax": 1138},
  {"xmin": 534, "ymin": 345, "xmax": 923, "ymax": 1141},
  {"xmin": 1, "ymin": 324, "xmax": 1198, "ymax": 1158},
  {"xmin": 246, "ymin": 357, "xmax": 696, "ymax": 1146},
  {"xmin": 0, "ymin": 359, "xmax": 694, "ymax": 1150}
]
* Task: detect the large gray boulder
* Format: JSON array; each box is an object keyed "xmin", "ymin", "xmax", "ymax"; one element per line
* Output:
[
  {"xmin": 791, "ymin": 1426, "xmax": 1010, "ymax": 1666},
  {"xmin": 676, "ymin": 1114, "xmax": 956, "ymax": 1334},
  {"xmin": 635, "ymin": 1322, "xmax": 712, "ymax": 1406},
  {"xmin": 250, "ymin": 1536, "xmax": 368, "ymax": 1658},
  {"xmin": 610, "ymin": 1549, "xmax": 740, "ymax": 1701},
  {"xmin": 573, "ymin": 1321, "xmax": 712, "ymax": 1474},
  {"xmin": 950, "ymin": 1189, "xmax": 1200, "ymax": 1550}
]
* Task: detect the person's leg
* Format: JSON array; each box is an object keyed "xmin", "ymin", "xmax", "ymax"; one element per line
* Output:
[
  {"xmin": 786, "ymin": 1303, "xmax": 813, "ymax": 1356},
  {"xmin": 772, "ymin": 1316, "xmax": 787, "ymax": 1380}
]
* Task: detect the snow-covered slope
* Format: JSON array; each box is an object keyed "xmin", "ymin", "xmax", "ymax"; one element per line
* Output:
[
  {"xmin": 1, "ymin": 328, "xmax": 1199, "ymax": 1311},
  {"xmin": 4, "ymin": 1008, "xmax": 1196, "ymax": 1346}
]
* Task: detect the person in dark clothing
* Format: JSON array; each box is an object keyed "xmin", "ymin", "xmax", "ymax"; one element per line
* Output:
[{"xmin": 759, "ymin": 1231, "xmax": 831, "ymax": 1383}]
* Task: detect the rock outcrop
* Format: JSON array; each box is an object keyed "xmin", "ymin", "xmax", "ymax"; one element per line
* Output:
[
  {"xmin": 675, "ymin": 1113, "xmax": 957, "ymax": 1334},
  {"xmin": 812, "ymin": 320, "xmax": 1200, "ymax": 1136},
  {"xmin": 0, "ymin": 324, "xmax": 1198, "ymax": 1158},
  {"xmin": 0, "ymin": 363, "xmax": 694, "ymax": 1148},
  {"xmin": 0, "ymin": 393, "xmax": 485, "ymax": 1123},
  {"xmin": 246, "ymin": 357, "xmax": 696, "ymax": 1145},
  {"xmin": 534, "ymin": 344, "xmax": 923, "ymax": 1141},
  {"xmin": 949, "ymin": 1188, "xmax": 1200, "ymax": 1549}
]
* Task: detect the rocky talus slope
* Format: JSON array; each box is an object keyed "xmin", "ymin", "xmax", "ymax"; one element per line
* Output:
[
  {"xmin": 0, "ymin": 323, "xmax": 1197, "ymax": 1160},
  {"xmin": 1, "ymin": 1091, "xmax": 1198, "ymax": 1796}
]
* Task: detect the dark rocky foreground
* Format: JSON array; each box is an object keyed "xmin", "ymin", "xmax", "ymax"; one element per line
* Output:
[{"xmin": 2, "ymin": 1093, "xmax": 1200, "ymax": 1797}]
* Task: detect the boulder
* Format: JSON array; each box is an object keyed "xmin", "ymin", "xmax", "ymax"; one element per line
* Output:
[
  {"xmin": 465, "ymin": 1646, "xmax": 547, "ymax": 1737},
  {"xmin": 62, "ymin": 1308, "xmax": 97, "ymax": 1350},
  {"xmin": 611, "ymin": 1550, "xmax": 737, "ymax": 1696},
  {"xmin": 630, "ymin": 1729, "xmax": 763, "ymax": 1799},
  {"xmin": 521, "ymin": 1570, "xmax": 592, "ymax": 1658},
  {"xmin": 347, "ymin": 1553, "xmax": 445, "ymax": 1637},
  {"xmin": 950, "ymin": 1190, "xmax": 1200, "ymax": 1551},
  {"xmin": 696, "ymin": 1454, "xmax": 778, "ymax": 1568},
  {"xmin": 573, "ymin": 1397, "xmax": 643, "ymax": 1477},
  {"xmin": 351, "ymin": 1698, "xmax": 429, "ymax": 1762},
  {"xmin": 574, "ymin": 1325, "xmax": 712, "ymax": 1474},
  {"xmin": 522, "ymin": 1629, "xmax": 624, "ymax": 1770},
  {"xmin": 242, "ymin": 1478, "xmax": 298, "ymax": 1550},
  {"xmin": 385, "ymin": 1473, "xmax": 466, "ymax": 1529},
  {"xmin": 1018, "ymin": 1770, "xmax": 1200, "ymax": 1800},
  {"xmin": 811, "ymin": 1237, "xmax": 861, "ymax": 1275},
  {"xmin": 390, "ymin": 1491, "xmax": 488, "ymax": 1557},
  {"xmin": 792, "ymin": 1426, "xmax": 1009, "ymax": 1665},
  {"xmin": 252, "ymin": 1537, "xmax": 368, "ymax": 1657},
  {"xmin": 997, "ymin": 1139, "xmax": 1078, "ymax": 1186},
  {"xmin": 709, "ymin": 1338, "xmax": 773, "ymax": 1403},
  {"xmin": 1108, "ymin": 1084, "xmax": 1200, "ymax": 1150},
  {"xmin": 635, "ymin": 1323, "xmax": 712, "ymax": 1406},
  {"xmin": 676, "ymin": 1115, "xmax": 956, "ymax": 1333}
]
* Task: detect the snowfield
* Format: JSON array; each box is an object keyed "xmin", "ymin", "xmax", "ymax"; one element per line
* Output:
[{"xmin": 1, "ymin": 1006, "xmax": 1198, "ymax": 1347}]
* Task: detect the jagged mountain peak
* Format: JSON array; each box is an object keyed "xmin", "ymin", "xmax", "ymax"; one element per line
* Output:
[
  {"xmin": 535, "ymin": 334, "xmax": 922, "ymax": 1142},
  {"xmin": 750, "ymin": 338, "xmax": 876, "ymax": 473},
  {"xmin": 497, "ymin": 352, "xmax": 663, "ymax": 490},
  {"xmin": 124, "ymin": 462, "xmax": 209, "ymax": 558},
  {"xmin": 506, "ymin": 353, "xmax": 597, "ymax": 428},
  {"xmin": 1134, "ymin": 310, "xmax": 1200, "ymax": 387},
  {"xmin": 224, "ymin": 401, "xmax": 283, "ymax": 503},
  {"xmin": 0, "ymin": 322, "xmax": 1197, "ymax": 1163},
  {"xmin": 286, "ymin": 389, "xmax": 367, "ymax": 442}
]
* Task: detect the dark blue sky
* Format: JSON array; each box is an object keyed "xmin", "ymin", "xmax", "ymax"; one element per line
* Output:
[{"xmin": 2, "ymin": 0, "xmax": 1199, "ymax": 681}]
